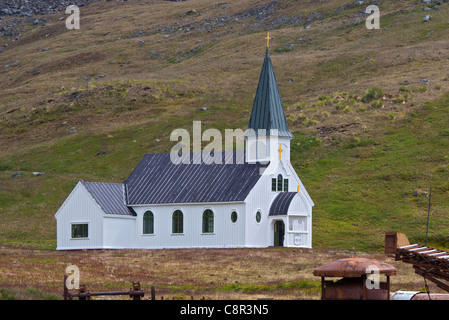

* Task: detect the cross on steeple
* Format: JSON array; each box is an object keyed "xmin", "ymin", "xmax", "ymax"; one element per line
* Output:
[
  {"xmin": 265, "ymin": 32, "xmax": 272, "ymax": 48},
  {"xmin": 278, "ymin": 144, "xmax": 283, "ymax": 161}
]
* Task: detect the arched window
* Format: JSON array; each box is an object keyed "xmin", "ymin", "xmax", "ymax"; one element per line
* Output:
[
  {"xmin": 277, "ymin": 174, "xmax": 283, "ymax": 192},
  {"xmin": 202, "ymin": 209, "xmax": 214, "ymax": 233},
  {"xmin": 143, "ymin": 211, "xmax": 154, "ymax": 234},
  {"xmin": 172, "ymin": 210, "xmax": 183, "ymax": 234}
]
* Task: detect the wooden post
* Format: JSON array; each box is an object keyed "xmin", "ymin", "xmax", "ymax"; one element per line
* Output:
[
  {"xmin": 362, "ymin": 275, "xmax": 367, "ymax": 300},
  {"xmin": 79, "ymin": 284, "xmax": 87, "ymax": 300},
  {"xmin": 63, "ymin": 275, "xmax": 68, "ymax": 300},
  {"xmin": 151, "ymin": 286, "xmax": 156, "ymax": 300},
  {"xmin": 387, "ymin": 276, "xmax": 390, "ymax": 300},
  {"xmin": 320, "ymin": 277, "xmax": 325, "ymax": 300}
]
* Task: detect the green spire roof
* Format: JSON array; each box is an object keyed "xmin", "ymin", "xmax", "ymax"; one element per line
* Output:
[{"xmin": 247, "ymin": 49, "xmax": 294, "ymax": 138}]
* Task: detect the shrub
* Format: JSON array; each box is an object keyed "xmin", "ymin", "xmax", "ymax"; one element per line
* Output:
[
  {"xmin": 343, "ymin": 106, "xmax": 353, "ymax": 114},
  {"xmin": 286, "ymin": 114, "xmax": 296, "ymax": 123},
  {"xmin": 410, "ymin": 86, "xmax": 427, "ymax": 93},
  {"xmin": 401, "ymin": 92, "xmax": 412, "ymax": 100},
  {"xmin": 297, "ymin": 113, "xmax": 307, "ymax": 121},
  {"xmin": 318, "ymin": 95, "xmax": 330, "ymax": 101},
  {"xmin": 386, "ymin": 113, "xmax": 396, "ymax": 120},
  {"xmin": 370, "ymin": 100, "xmax": 384, "ymax": 109},
  {"xmin": 392, "ymin": 96, "xmax": 404, "ymax": 104},
  {"xmin": 294, "ymin": 102, "xmax": 307, "ymax": 110},
  {"xmin": 362, "ymin": 86, "xmax": 384, "ymax": 103},
  {"xmin": 335, "ymin": 101, "xmax": 347, "ymax": 110},
  {"xmin": 302, "ymin": 118, "xmax": 318, "ymax": 126}
]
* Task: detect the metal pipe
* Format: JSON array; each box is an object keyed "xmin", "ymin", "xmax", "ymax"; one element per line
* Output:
[
  {"xmin": 70, "ymin": 290, "xmax": 144, "ymax": 297},
  {"xmin": 425, "ymin": 187, "xmax": 432, "ymax": 246},
  {"xmin": 391, "ymin": 291, "xmax": 449, "ymax": 300}
]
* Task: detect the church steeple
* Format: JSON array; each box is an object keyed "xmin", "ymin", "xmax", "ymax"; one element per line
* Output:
[
  {"xmin": 247, "ymin": 46, "xmax": 294, "ymax": 139},
  {"xmin": 245, "ymin": 35, "xmax": 294, "ymax": 165}
]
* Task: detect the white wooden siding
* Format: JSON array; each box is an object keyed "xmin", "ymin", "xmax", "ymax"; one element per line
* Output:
[
  {"xmin": 244, "ymin": 173, "xmax": 276, "ymax": 247},
  {"xmin": 103, "ymin": 215, "xmax": 136, "ymax": 249},
  {"xmin": 285, "ymin": 194, "xmax": 312, "ymax": 248},
  {"xmin": 55, "ymin": 182, "xmax": 104, "ymax": 250},
  {"xmin": 133, "ymin": 203, "xmax": 246, "ymax": 249},
  {"xmin": 244, "ymin": 148, "xmax": 313, "ymax": 248}
]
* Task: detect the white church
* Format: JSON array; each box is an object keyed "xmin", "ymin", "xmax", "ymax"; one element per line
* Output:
[{"xmin": 54, "ymin": 45, "xmax": 314, "ymax": 250}]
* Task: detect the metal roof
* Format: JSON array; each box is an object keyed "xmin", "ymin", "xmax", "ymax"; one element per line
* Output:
[
  {"xmin": 80, "ymin": 181, "xmax": 136, "ymax": 216},
  {"xmin": 247, "ymin": 48, "xmax": 294, "ymax": 138},
  {"xmin": 313, "ymin": 258, "xmax": 397, "ymax": 277},
  {"xmin": 269, "ymin": 192, "xmax": 297, "ymax": 216},
  {"xmin": 124, "ymin": 151, "xmax": 268, "ymax": 205}
]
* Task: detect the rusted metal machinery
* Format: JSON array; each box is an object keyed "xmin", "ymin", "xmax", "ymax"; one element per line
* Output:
[
  {"xmin": 313, "ymin": 258, "xmax": 397, "ymax": 300},
  {"xmin": 385, "ymin": 232, "xmax": 410, "ymax": 255},
  {"xmin": 391, "ymin": 290, "xmax": 449, "ymax": 300},
  {"xmin": 395, "ymin": 243, "xmax": 449, "ymax": 293},
  {"xmin": 63, "ymin": 275, "xmax": 151, "ymax": 300}
]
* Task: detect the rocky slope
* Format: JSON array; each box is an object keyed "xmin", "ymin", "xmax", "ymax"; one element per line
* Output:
[{"xmin": 0, "ymin": 0, "xmax": 113, "ymax": 16}]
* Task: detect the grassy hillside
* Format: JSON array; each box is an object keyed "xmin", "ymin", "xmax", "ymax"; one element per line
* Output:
[{"xmin": 0, "ymin": 0, "xmax": 449, "ymax": 251}]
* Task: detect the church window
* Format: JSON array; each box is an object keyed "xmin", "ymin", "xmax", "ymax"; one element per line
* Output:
[
  {"xmin": 231, "ymin": 211, "xmax": 238, "ymax": 223},
  {"xmin": 256, "ymin": 210, "xmax": 261, "ymax": 223},
  {"xmin": 271, "ymin": 178, "xmax": 276, "ymax": 191},
  {"xmin": 143, "ymin": 211, "xmax": 154, "ymax": 234},
  {"xmin": 284, "ymin": 179, "xmax": 289, "ymax": 192},
  {"xmin": 71, "ymin": 223, "xmax": 88, "ymax": 239},
  {"xmin": 277, "ymin": 174, "xmax": 283, "ymax": 192},
  {"xmin": 202, "ymin": 209, "xmax": 214, "ymax": 233},
  {"xmin": 172, "ymin": 210, "xmax": 183, "ymax": 234}
]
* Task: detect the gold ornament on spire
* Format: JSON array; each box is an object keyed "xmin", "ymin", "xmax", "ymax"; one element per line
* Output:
[{"xmin": 265, "ymin": 32, "xmax": 272, "ymax": 48}]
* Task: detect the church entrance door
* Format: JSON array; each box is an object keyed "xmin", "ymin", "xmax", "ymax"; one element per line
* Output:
[{"xmin": 274, "ymin": 220, "xmax": 285, "ymax": 247}]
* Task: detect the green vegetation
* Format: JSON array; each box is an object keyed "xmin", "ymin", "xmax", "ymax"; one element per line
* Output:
[
  {"xmin": 370, "ymin": 100, "xmax": 384, "ymax": 109},
  {"xmin": 0, "ymin": 287, "xmax": 59, "ymax": 300},
  {"xmin": 3, "ymin": 89, "xmax": 447, "ymax": 252},
  {"xmin": 292, "ymin": 93, "xmax": 449, "ymax": 251},
  {"xmin": 216, "ymin": 280, "xmax": 320, "ymax": 293},
  {"xmin": 1, "ymin": 0, "xmax": 449, "ymax": 253},
  {"xmin": 361, "ymin": 87, "xmax": 385, "ymax": 103}
]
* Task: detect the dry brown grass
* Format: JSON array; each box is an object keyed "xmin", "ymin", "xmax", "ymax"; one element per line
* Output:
[
  {"xmin": 2, "ymin": 0, "xmax": 449, "ymax": 155},
  {"xmin": 0, "ymin": 246, "xmax": 445, "ymax": 300}
]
